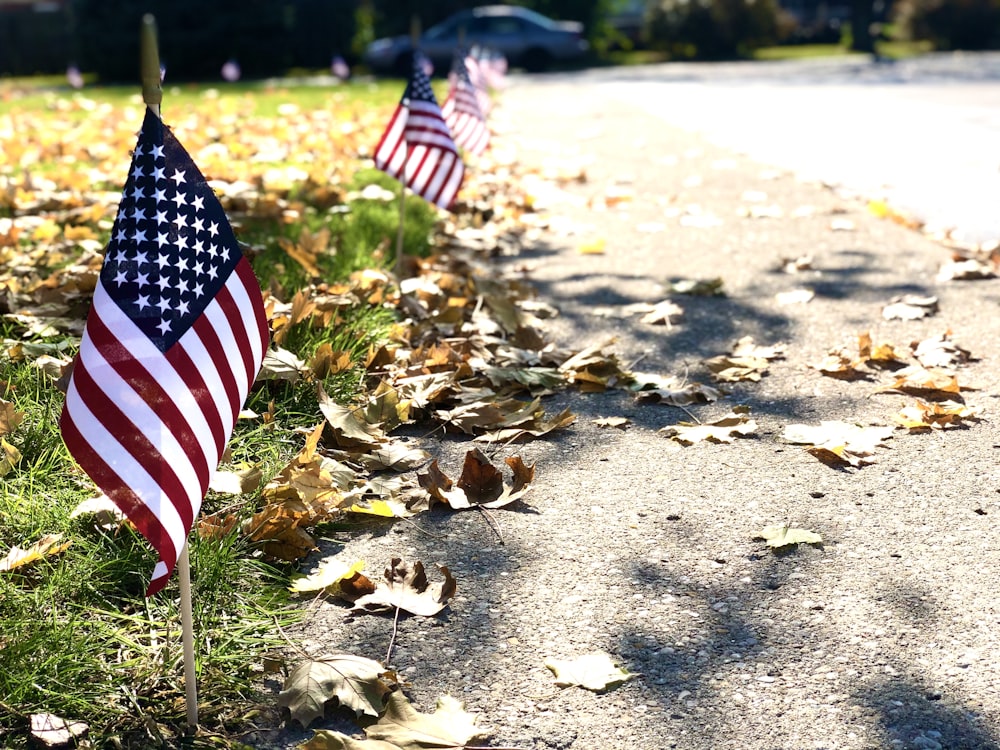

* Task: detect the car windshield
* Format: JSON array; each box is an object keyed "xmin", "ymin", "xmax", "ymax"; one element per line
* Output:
[
  {"xmin": 424, "ymin": 16, "xmax": 464, "ymax": 40},
  {"xmin": 502, "ymin": 8, "xmax": 559, "ymax": 30}
]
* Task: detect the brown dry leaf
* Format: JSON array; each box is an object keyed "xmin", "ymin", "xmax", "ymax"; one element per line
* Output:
[
  {"xmin": 777, "ymin": 255, "xmax": 813, "ymax": 273},
  {"xmin": 578, "ymin": 237, "xmax": 606, "ymax": 255},
  {"xmin": 209, "ymin": 465, "xmax": 263, "ymax": 495},
  {"xmin": 593, "ymin": 416, "xmax": 630, "ymax": 429},
  {"xmin": 302, "ymin": 732, "xmax": 400, "ymax": 750},
  {"xmin": 630, "ymin": 374, "xmax": 722, "ymax": 406},
  {"xmin": 473, "ymin": 407, "xmax": 576, "ymax": 443},
  {"xmin": 289, "ymin": 557, "xmax": 375, "ymax": 600},
  {"xmin": 782, "ymin": 421, "xmax": 893, "ymax": 468},
  {"xmin": 878, "ymin": 365, "xmax": 963, "ymax": 401},
  {"xmin": 318, "ymin": 384, "xmax": 385, "ymax": 448},
  {"xmin": 351, "ymin": 558, "xmax": 457, "ymax": 617},
  {"xmin": 0, "ymin": 397, "xmax": 24, "ymax": 436},
  {"xmin": 857, "ymin": 331, "xmax": 908, "ymax": 369},
  {"xmin": 259, "ymin": 346, "xmax": 309, "ymax": 383},
  {"xmin": 0, "ymin": 533, "xmax": 72, "ymax": 573},
  {"xmin": 882, "ymin": 294, "xmax": 938, "ymax": 321},
  {"xmin": 894, "ymin": 399, "xmax": 980, "ymax": 431},
  {"xmin": 544, "ymin": 651, "xmax": 637, "ymax": 691},
  {"xmin": 557, "ymin": 342, "xmax": 632, "ymax": 392},
  {"xmin": 911, "ymin": 332, "xmax": 972, "ymax": 370},
  {"xmin": 640, "ymin": 300, "xmax": 684, "ymax": 326},
  {"xmin": 69, "ymin": 495, "xmax": 127, "ymax": 531},
  {"xmin": 29, "ymin": 713, "xmax": 89, "ymax": 749},
  {"xmin": 277, "ymin": 653, "xmax": 394, "ymax": 726},
  {"xmin": 278, "ymin": 227, "xmax": 330, "ymax": 278},
  {"xmin": 242, "ymin": 500, "xmax": 319, "ymax": 562},
  {"xmin": 937, "ymin": 257, "xmax": 994, "ymax": 281},
  {"xmin": 660, "ymin": 406, "xmax": 757, "ymax": 445},
  {"xmin": 311, "ymin": 343, "xmax": 353, "ymax": 379},
  {"xmin": 419, "ymin": 450, "xmax": 535, "ymax": 510},
  {"xmin": 667, "ymin": 277, "xmax": 724, "ymax": 296},
  {"xmin": 811, "ymin": 349, "xmax": 869, "ymax": 380},
  {"xmin": 0, "ymin": 437, "xmax": 21, "ymax": 477},
  {"xmin": 364, "ymin": 692, "xmax": 487, "ymax": 750},
  {"xmin": 704, "ymin": 336, "xmax": 784, "ymax": 382}
]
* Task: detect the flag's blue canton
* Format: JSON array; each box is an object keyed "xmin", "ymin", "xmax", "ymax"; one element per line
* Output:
[
  {"xmin": 101, "ymin": 108, "xmax": 240, "ymax": 353},
  {"xmin": 404, "ymin": 60, "xmax": 437, "ymax": 106}
]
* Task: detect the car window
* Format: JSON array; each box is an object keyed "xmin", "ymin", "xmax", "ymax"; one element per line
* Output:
[
  {"xmin": 425, "ymin": 16, "xmax": 462, "ymax": 40},
  {"xmin": 470, "ymin": 16, "xmax": 527, "ymax": 35}
]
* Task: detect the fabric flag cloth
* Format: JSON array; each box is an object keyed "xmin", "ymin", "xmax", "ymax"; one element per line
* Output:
[
  {"xmin": 374, "ymin": 55, "xmax": 464, "ymax": 210},
  {"xmin": 61, "ymin": 107, "xmax": 269, "ymax": 596},
  {"xmin": 442, "ymin": 50, "xmax": 489, "ymax": 156},
  {"xmin": 463, "ymin": 51, "xmax": 493, "ymax": 117}
]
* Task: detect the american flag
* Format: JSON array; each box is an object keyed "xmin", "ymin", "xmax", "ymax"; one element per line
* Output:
[
  {"xmin": 464, "ymin": 50, "xmax": 493, "ymax": 116},
  {"xmin": 61, "ymin": 108, "xmax": 269, "ymax": 596},
  {"xmin": 374, "ymin": 55, "xmax": 464, "ymax": 210},
  {"xmin": 442, "ymin": 49, "xmax": 489, "ymax": 156}
]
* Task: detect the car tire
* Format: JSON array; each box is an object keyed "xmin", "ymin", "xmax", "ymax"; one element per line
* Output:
[{"xmin": 521, "ymin": 47, "xmax": 551, "ymax": 73}]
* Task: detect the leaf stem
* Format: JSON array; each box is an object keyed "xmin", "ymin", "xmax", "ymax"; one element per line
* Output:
[
  {"xmin": 385, "ymin": 605, "xmax": 401, "ymax": 666},
  {"xmin": 476, "ymin": 505, "xmax": 505, "ymax": 545}
]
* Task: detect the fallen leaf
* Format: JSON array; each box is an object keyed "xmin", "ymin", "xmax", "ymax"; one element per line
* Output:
[
  {"xmin": 302, "ymin": 731, "xmax": 401, "ymax": 750},
  {"xmin": 775, "ymin": 288, "xmax": 814, "ymax": 305},
  {"xmin": 937, "ymin": 258, "xmax": 994, "ymax": 281},
  {"xmin": 364, "ymin": 692, "xmax": 487, "ymax": 750},
  {"xmin": 209, "ymin": 465, "xmax": 263, "ymax": 495},
  {"xmin": 756, "ymin": 524, "xmax": 823, "ymax": 549},
  {"xmin": 29, "ymin": 713, "xmax": 88, "ymax": 748},
  {"xmin": 811, "ymin": 349, "xmax": 869, "ymax": 380},
  {"xmin": 0, "ymin": 533, "xmax": 72, "ymax": 573},
  {"xmin": 777, "ymin": 255, "xmax": 813, "ymax": 273},
  {"xmin": 911, "ymin": 333, "xmax": 971, "ymax": 370},
  {"xmin": 0, "ymin": 397, "xmax": 24, "ymax": 436},
  {"xmin": 419, "ymin": 450, "xmax": 535, "ymax": 510},
  {"xmin": 69, "ymin": 495, "xmax": 127, "ymax": 530},
  {"xmin": 0, "ymin": 437, "xmax": 22, "ymax": 477},
  {"xmin": 351, "ymin": 558, "xmax": 457, "ymax": 617},
  {"xmin": 878, "ymin": 365, "xmax": 962, "ymax": 400},
  {"xmin": 259, "ymin": 346, "xmax": 309, "ymax": 382},
  {"xmin": 593, "ymin": 416, "xmax": 629, "ymax": 428},
  {"xmin": 894, "ymin": 399, "xmax": 979, "ymax": 430},
  {"xmin": 667, "ymin": 277, "xmax": 724, "ymax": 296},
  {"xmin": 473, "ymin": 407, "xmax": 576, "ymax": 443},
  {"xmin": 289, "ymin": 557, "xmax": 375, "ymax": 599},
  {"xmin": 703, "ymin": 337, "xmax": 784, "ymax": 383},
  {"xmin": 544, "ymin": 651, "xmax": 636, "ymax": 691},
  {"xmin": 660, "ymin": 406, "xmax": 757, "ymax": 444},
  {"xmin": 857, "ymin": 331, "xmax": 908, "ymax": 369},
  {"xmin": 640, "ymin": 299, "xmax": 683, "ymax": 326},
  {"xmin": 882, "ymin": 295, "xmax": 938, "ymax": 321},
  {"xmin": 782, "ymin": 421, "xmax": 893, "ymax": 467},
  {"xmin": 578, "ymin": 238, "xmax": 606, "ymax": 255},
  {"xmin": 278, "ymin": 653, "xmax": 395, "ymax": 726},
  {"xmin": 318, "ymin": 384, "xmax": 385, "ymax": 448}
]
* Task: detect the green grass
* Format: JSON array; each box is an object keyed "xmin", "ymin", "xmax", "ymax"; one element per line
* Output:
[
  {"xmin": 0, "ymin": 76, "xmax": 436, "ymax": 748},
  {"xmin": 754, "ymin": 39, "xmax": 934, "ymax": 61}
]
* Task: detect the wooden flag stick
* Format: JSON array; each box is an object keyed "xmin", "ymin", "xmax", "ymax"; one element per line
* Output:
[
  {"xmin": 395, "ymin": 15, "xmax": 422, "ymax": 281},
  {"xmin": 176, "ymin": 544, "xmax": 199, "ymax": 729},
  {"xmin": 142, "ymin": 13, "xmax": 199, "ymax": 732}
]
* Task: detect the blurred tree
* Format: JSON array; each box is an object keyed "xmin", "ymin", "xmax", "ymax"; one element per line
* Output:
[
  {"xmin": 892, "ymin": 0, "xmax": 1000, "ymax": 50},
  {"xmin": 849, "ymin": 0, "xmax": 875, "ymax": 52},
  {"xmin": 645, "ymin": 0, "xmax": 782, "ymax": 59}
]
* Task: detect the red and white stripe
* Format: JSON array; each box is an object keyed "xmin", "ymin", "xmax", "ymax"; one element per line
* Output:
[
  {"xmin": 375, "ymin": 100, "xmax": 464, "ymax": 209},
  {"xmin": 442, "ymin": 81, "xmax": 489, "ymax": 156}
]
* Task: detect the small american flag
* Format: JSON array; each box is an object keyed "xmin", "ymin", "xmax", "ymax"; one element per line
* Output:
[
  {"xmin": 374, "ymin": 55, "xmax": 464, "ymax": 210},
  {"xmin": 61, "ymin": 108, "xmax": 269, "ymax": 596},
  {"xmin": 464, "ymin": 51, "xmax": 493, "ymax": 116},
  {"xmin": 442, "ymin": 50, "xmax": 489, "ymax": 156}
]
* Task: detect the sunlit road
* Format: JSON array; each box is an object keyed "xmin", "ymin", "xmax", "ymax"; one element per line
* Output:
[{"xmin": 545, "ymin": 53, "xmax": 1000, "ymax": 244}]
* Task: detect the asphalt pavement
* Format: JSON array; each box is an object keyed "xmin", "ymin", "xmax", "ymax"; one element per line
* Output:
[{"xmin": 270, "ymin": 54, "xmax": 1000, "ymax": 750}]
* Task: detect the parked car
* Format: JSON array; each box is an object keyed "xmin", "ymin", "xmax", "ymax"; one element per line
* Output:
[{"xmin": 363, "ymin": 5, "xmax": 589, "ymax": 75}]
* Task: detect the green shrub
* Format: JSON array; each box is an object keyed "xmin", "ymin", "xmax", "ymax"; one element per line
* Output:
[
  {"xmin": 645, "ymin": 0, "xmax": 784, "ymax": 59},
  {"xmin": 892, "ymin": 0, "xmax": 1000, "ymax": 49}
]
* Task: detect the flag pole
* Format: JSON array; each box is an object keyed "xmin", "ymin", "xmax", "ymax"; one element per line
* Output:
[
  {"xmin": 142, "ymin": 13, "xmax": 199, "ymax": 732},
  {"xmin": 395, "ymin": 15, "xmax": 422, "ymax": 281}
]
